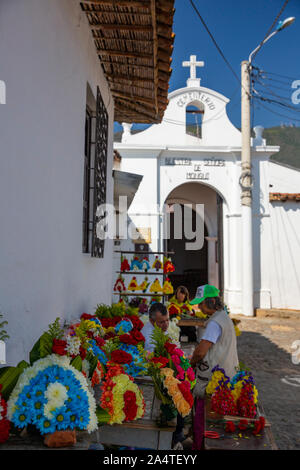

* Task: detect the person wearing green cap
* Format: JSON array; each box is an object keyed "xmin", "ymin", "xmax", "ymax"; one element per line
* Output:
[
  {"xmin": 190, "ymin": 284, "xmax": 239, "ymax": 395},
  {"xmin": 189, "ymin": 285, "xmax": 239, "ymax": 450}
]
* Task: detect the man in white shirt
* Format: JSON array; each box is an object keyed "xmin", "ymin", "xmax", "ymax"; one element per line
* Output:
[{"xmin": 141, "ymin": 302, "xmax": 169, "ymax": 352}]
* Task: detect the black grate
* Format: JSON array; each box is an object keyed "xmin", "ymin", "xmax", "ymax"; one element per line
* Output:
[{"xmin": 91, "ymin": 86, "xmax": 109, "ymax": 258}]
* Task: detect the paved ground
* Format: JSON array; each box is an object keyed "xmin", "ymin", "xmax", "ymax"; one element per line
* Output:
[{"xmin": 232, "ymin": 314, "xmax": 300, "ymax": 450}]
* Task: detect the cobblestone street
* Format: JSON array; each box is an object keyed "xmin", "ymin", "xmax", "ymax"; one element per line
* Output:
[{"xmin": 233, "ymin": 314, "xmax": 300, "ymax": 450}]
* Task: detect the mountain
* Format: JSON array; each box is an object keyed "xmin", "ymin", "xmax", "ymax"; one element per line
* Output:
[
  {"xmin": 263, "ymin": 126, "xmax": 300, "ymax": 169},
  {"xmin": 114, "ymin": 126, "xmax": 300, "ymax": 170}
]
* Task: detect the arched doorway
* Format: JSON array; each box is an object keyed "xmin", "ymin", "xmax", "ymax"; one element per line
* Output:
[
  {"xmin": 166, "ymin": 204, "xmax": 208, "ymax": 298},
  {"xmin": 163, "ymin": 182, "xmax": 224, "ymax": 300}
]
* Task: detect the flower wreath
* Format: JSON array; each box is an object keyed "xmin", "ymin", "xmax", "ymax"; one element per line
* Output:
[
  {"xmin": 7, "ymin": 355, "xmax": 97, "ymax": 435},
  {"xmin": 100, "ymin": 363, "xmax": 145, "ymax": 425}
]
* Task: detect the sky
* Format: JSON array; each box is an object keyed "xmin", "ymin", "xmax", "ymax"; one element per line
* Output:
[{"xmin": 114, "ymin": 0, "xmax": 300, "ymax": 134}]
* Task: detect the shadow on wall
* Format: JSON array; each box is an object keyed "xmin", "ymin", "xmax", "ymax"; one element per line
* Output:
[{"xmin": 237, "ymin": 331, "xmax": 300, "ymax": 450}]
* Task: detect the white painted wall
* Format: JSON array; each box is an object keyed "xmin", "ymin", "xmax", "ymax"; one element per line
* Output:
[
  {"xmin": 0, "ymin": 0, "xmax": 114, "ymax": 365},
  {"xmin": 266, "ymin": 162, "xmax": 300, "ymax": 309}
]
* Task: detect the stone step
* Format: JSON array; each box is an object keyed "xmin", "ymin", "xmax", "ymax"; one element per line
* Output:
[{"xmin": 255, "ymin": 308, "xmax": 300, "ymax": 319}]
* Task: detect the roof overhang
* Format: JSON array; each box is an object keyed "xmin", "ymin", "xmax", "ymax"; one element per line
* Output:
[{"xmin": 80, "ymin": 0, "xmax": 175, "ymax": 123}]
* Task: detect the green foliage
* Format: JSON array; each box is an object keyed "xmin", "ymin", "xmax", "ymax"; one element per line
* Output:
[
  {"xmin": 96, "ymin": 405, "xmax": 110, "ymax": 425},
  {"xmin": 150, "ymin": 324, "xmax": 169, "ymax": 357},
  {"xmin": 0, "ymin": 366, "xmax": 23, "ymax": 401},
  {"xmin": 85, "ymin": 351, "xmax": 98, "ymax": 379},
  {"xmin": 102, "ymin": 338, "xmax": 120, "ymax": 357},
  {"xmin": 94, "ymin": 303, "xmax": 139, "ymax": 319},
  {"xmin": 47, "ymin": 317, "xmax": 64, "ymax": 340},
  {"xmin": 70, "ymin": 356, "xmax": 82, "ymax": 372},
  {"xmin": 0, "ymin": 313, "xmax": 9, "ymax": 342},
  {"xmin": 29, "ymin": 332, "xmax": 53, "ymax": 365},
  {"xmin": 94, "ymin": 304, "xmax": 113, "ymax": 319},
  {"xmin": 17, "ymin": 360, "xmax": 30, "ymax": 371}
]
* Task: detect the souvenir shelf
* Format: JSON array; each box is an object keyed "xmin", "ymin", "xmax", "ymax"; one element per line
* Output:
[{"xmin": 113, "ymin": 250, "xmax": 175, "ymax": 302}]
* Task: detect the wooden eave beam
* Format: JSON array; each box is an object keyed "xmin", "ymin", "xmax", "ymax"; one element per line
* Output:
[
  {"xmin": 81, "ymin": 0, "xmax": 150, "ymax": 8},
  {"xmin": 90, "ymin": 23, "xmax": 153, "ymax": 32}
]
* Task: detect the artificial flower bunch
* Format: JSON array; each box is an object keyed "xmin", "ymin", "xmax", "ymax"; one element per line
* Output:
[
  {"xmin": 113, "ymin": 275, "xmax": 126, "ymax": 293},
  {"xmin": 164, "ymin": 341, "xmax": 196, "ymax": 387},
  {"xmin": 225, "ymin": 416, "xmax": 266, "ymax": 435},
  {"xmin": 100, "ymin": 362, "xmax": 145, "ymax": 425},
  {"xmin": 0, "ymin": 384, "xmax": 10, "ymax": 443},
  {"xmin": 163, "ymin": 257, "xmax": 175, "ymax": 274},
  {"xmin": 7, "ymin": 355, "xmax": 98, "ymax": 435},
  {"xmin": 210, "ymin": 375, "xmax": 238, "ymax": 416},
  {"xmin": 207, "ymin": 366, "xmax": 258, "ymax": 418},
  {"xmin": 145, "ymin": 326, "xmax": 195, "ymax": 418},
  {"xmin": 160, "ymin": 368, "xmax": 194, "ymax": 418}
]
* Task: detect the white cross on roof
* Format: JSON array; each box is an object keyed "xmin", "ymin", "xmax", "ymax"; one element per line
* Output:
[{"xmin": 182, "ymin": 55, "xmax": 204, "ymax": 87}]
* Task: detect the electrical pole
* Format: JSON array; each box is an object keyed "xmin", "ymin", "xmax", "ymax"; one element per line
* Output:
[{"xmin": 240, "ymin": 60, "xmax": 254, "ymax": 317}]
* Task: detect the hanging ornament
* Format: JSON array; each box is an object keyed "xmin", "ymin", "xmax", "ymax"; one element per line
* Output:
[
  {"xmin": 150, "ymin": 278, "xmax": 163, "ymax": 294},
  {"xmin": 114, "ymin": 275, "xmax": 126, "ymax": 293},
  {"xmin": 141, "ymin": 256, "xmax": 150, "ymax": 272},
  {"xmin": 152, "ymin": 256, "xmax": 163, "ymax": 271},
  {"xmin": 162, "ymin": 277, "xmax": 174, "ymax": 295},
  {"xmin": 130, "ymin": 256, "xmax": 142, "ymax": 271},
  {"xmin": 120, "ymin": 256, "xmax": 130, "ymax": 272},
  {"xmin": 128, "ymin": 277, "xmax": 139, "ymax": 292},
  {"xmin": 139, "ymin": 276, "xmax": 149, "ymax": 293},
  {"xmin": 163, "ymin": 256, "xmax": 175, "ymax": 274}
]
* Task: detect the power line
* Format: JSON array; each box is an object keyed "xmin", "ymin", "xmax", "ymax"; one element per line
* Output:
[
  {"xmin": 253, "ymin": 98, "xmax": 300, "ymax": 122},
  {"xmin": 189, "ymin": 0, "xmax": 242, "ymax": 87}
]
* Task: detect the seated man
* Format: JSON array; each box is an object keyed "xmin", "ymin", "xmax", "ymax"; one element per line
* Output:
[
  {"xmin": 141, "ymin": 303, "xmax": 185, "ymax": 446},
  {"xmin": 141, "ymin": 302, "xmax": 170, "ymax": 352}
]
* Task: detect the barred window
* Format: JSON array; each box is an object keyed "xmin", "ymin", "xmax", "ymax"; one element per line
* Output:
[{"xmin": 82, "ymin": 86, "xmax": 108, "ymax": 257}]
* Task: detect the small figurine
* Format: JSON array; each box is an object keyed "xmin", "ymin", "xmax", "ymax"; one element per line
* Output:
[
  {"xmin": 113, "ymin": 275, "xmax": 126, "ymax": 292},
  {"xmin": 152, "ymin": 256, "xmax": 163, "ymax": 271},
  {"xmin": 128, "ymin": 277, "xmax": 139, "ymax": 291},
  {"xmin": 141, "ymin": 256, "xmax": 150, "ymax": 272},
  {"xmin": 149, "ymin": 278, "xmax": 163, "ymax": 294},
  {"xmin": 162, "ymin": 277, "xmax": 174, "ymax": 295},
  {"xmin": 130, "ymin": 256, "xmax": 142, "ymax": 271},
  {"xmin": 120, "ymin": 256, "xmax": 130, "ymax": 272},
  {"xmin": 139, "ymin": 276, "xmax": 150, "ymax": 293},
  {"xmin": 163, "ymin": 256, "xmax": 175, "ymax": 274}
]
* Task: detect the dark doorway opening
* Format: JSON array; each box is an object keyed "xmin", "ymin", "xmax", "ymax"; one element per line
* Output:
[{"xmin": 165, "ymin": 204, "xmax": 209, "ymax": 300}]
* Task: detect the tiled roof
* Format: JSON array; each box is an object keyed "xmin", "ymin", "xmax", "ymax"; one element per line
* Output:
[{"xmin": 269, "ymin": 193, "xmax": 300, "ymax": 202}]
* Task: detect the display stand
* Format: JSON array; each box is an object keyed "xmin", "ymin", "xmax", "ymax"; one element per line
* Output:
[{"xmin": 113, "ymin": 250, "xmax": 175, "ymax": 305}]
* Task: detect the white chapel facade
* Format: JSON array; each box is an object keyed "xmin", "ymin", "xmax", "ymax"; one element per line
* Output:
[{"xmin": 114, "ymin": 56, "xmax": 300, "ymax": 314}]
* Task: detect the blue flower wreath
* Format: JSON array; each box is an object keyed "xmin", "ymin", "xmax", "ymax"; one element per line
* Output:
[{"xmin": 10, "ymin": 364, "xmax": 93, "ymax": 434}]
